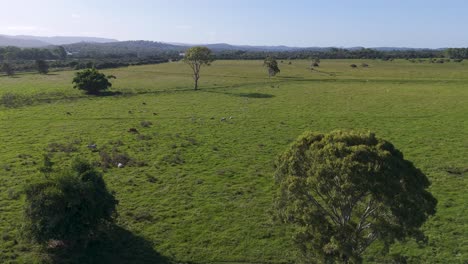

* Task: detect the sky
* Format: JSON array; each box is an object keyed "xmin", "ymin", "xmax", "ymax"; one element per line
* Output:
[{"xmin": 0, "ymin": 0, "xmax": 467, "ymax": 48}]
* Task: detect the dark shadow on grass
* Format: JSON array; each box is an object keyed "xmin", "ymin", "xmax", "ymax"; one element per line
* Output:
[
  {"xmin": 47, "ymin": 225, "xmax": 171, "ymax": 264},
  {"xmin": 0, "ymin": 75, "xmax": 20, "ymax": 78},
  {"xmin": 236, "ymin": 92, "xmax": 275, "ymax": 98},
  {"xmin": 202, "ymin": 89, "xmax": 275, "ymax": 99},
  {"xmin": 277, "ymin": 76, "xmax": 305, "ymax": 79},
  {"xmin": 86, "ymin": 91, "xmax": 123, "ymax": 97}
]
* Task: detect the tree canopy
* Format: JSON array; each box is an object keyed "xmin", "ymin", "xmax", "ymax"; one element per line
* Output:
[
  {"xmin": 264, "ymin": 56, "xmax": 280, "ymax": 77},
  {"xmin": 274, "ymin": 130, "xmax": 437, "ymax": 263},
  {"xmin": 183, "ymin": 46, "xmax": 214, "ymax": 90},
  {"xmin": 35, "ymin": 59, "xmax": 49, "ymax": 74},
  {"xmin": 72, "ymin": 68, "xmax": 116, "ymax": 95},
  {"xmin": 1, "ymin": 62, "xmax": 14, "ymax": 76},
  {"xmin": 23, "ymin": 159, "xmax": 118, "ymax": 248}
]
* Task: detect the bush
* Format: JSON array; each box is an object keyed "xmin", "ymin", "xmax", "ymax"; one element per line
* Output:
[
  {"xmin": 23, "ymin": 159, "xmax": 118, "ymax": 248},
  {"xmin": 35, "ymin": 60, "xmax": 49, "ymax": 74},
  {"xmin": 72, "ymin": 68, "xmax": 116, "ymax": 95},
  {"xmin": 350, "ymin": 64, "xmax": 358, "ymax": 68},
  {"xmin": 0, "ymin": 93, "xmax": 33, "ymax": 108},
  {"xmin": 140, "ymin": 121, "xmax": 153, "ymax": 127},
  {"xmin": 1, "ymin": 62, "xmax": 14, "ymax": 76}
]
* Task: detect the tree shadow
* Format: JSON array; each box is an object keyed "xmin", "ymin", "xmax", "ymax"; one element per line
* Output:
[
  {"xmin": 202, "ymin": 89, "xmax": 275, "ymax": 99},
  {"xmin": 277, "ymin": 76, "xmax": 304, "ymax": 80},
  {"xmin": 47, "ymin": 225, "xmax": 171, "ymax": 264},
  {"xmin": 88, "ymin": 91, "xmax": 123, "ymax": 97},
  {"xmin": 235, "ymin": 92, "xmax": 275, "ymax": 98}
]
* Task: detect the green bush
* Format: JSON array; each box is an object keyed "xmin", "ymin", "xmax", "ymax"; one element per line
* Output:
[
  {"xmin": 1, "ymin": 62, "xmax": 14, "ymax": 76},
  {"xmin": 23, "ymin": 159, "xmax": 118, "ymax": 248},
  {"xmin": 72, "ymin": 68, "xmax": 116, "ymax": 95},
  {"xmin": 35, "ymin": 60, "xmax": 49, "ymax": 74}
]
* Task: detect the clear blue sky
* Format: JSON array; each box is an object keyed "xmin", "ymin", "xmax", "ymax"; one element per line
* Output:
[{"xmin": 1, "ymin": 0, "xmax": 467, "ymax": 48}]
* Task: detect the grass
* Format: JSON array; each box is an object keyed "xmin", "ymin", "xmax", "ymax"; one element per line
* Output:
[{"xmin": 0, "ymin": 59, "xmax": 467, "ymax": 263}]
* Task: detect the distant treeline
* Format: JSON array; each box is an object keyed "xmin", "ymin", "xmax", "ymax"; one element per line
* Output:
[
  {"xmin": 63, "ymin": 41, "xmax": 183, "ymax": 59},
  {"xmin": 1, "ymin": 58, "xmax": 170, "ymax": 73},
  {"xmin": 2, "ymin": 45, "xmax": 468, "ymax": 74},
  {"xmin": 0, "ymin": 46, "xmax": 67, "ymax": 60},
  {"xmin": 445, "ymin": 48, "xmax": 468, "ymax": 59},
  {"xmin": 0, "ymin": 45, "xmax": 452, "ymax": 62},
  {"xmin": 214, "ymin": 48, "xmax": 445, "ymax": 60},
  {"xmin": 0, "ymin": 45, "xmax": 173, "ymax": 73}
]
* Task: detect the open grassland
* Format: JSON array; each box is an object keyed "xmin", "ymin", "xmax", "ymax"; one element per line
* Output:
[{"xmin": 0, "ymin": 60, "xmax": 467, "ymax": 263}]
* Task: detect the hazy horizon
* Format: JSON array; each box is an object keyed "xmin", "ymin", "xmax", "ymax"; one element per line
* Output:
[{"xmin": 1, "ymin": 0, "xmax": 468, "ymax": 49}]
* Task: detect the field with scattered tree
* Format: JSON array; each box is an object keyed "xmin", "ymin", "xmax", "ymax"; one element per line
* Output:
[{"xmin": 0, "ymin": 59, "xmax": 467, "ymax": 263}]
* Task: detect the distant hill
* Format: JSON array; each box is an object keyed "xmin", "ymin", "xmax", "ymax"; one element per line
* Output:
[
  {"xmin": 0, "ymin": 35, "xmax": 51, "ymax": 47},
  {"xmin": 12, "ymin": 35, "xmax": 118, "ymax": 45},
  {"xmin": 0, "ymin": 34, "xmax": 118, "ymax": 47},
  {"xmin": 200, "ymin": 43, "xmax": 303, "ymax": 52}
]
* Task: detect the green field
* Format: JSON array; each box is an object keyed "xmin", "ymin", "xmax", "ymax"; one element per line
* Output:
[{"xmin": 0, "ymin": 60, "xmax": 467, "ymax": 263}]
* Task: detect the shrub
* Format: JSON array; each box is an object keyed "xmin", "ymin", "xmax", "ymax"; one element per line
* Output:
[
  {"xmin": 1, "ymin": 62, "xmax": 14, "ymax": 76},
  {"xmin": 23, "ymin": 159, "xmax": 118, "ymax": 248},
  {"xmin": 350, "ymin": 64, "xmax": 358, "ymax": 68},
  {"xmin": 0, "ymin": 93, "xmax": 33, "ymax": 108},
  {"xmin": 35, "ymin": 60, "xmax": 49, "ymax": 74},
  {"xmin": 140, "ymin": 121, "xmax": 153, "ymax": 127},
  {"xmin": 264, "ymin": 56, "xmax": 281, "ymax": 77},
  {"xmin": 72, "ymin": 68, "xmax": 116, "ymax": 95}
]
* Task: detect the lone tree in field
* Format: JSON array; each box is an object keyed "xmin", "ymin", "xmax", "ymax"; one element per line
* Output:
[
  {"xmin": 35, "ymin": 59, "xmax": 49, "ymax": 74},
  {"xmin": 183, "ymin": 46, "xmax": 214, "ymax": 90},
  {"xmin": 72, "ymin": 68, "xmax": 116, "ymax": 95},
  {"xmin": 1, "ymin": 62, "xmax": 14, "ymax": 76},
  {"xmin": 274, "ymin": 130, "xmax": 437, "ymax": 263},
  {"xmin": 264, "ymin": 56, "xmax": 280, "ymax": 77},
  {"xmin": 23, "ymin": 158, "xmax": 118, "ymax": 249},
  {"xmin": 311, "ymin": 57, "xmax": 320, "ymax": 68}
]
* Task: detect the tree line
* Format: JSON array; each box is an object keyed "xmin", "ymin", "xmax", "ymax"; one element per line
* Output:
[
  {"xmin": 214, "ymin": 48, "xmax": 445, "ymax": 60},
  {"xmin": 0, "ymin": 45, "xmax": 456, "ymax": 63},
  {"xmin": 445, "ymin": 48, "xmax": 468, "ymax": 59}
]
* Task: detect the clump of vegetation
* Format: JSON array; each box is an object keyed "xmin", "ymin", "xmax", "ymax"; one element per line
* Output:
[
  {"xmin": 23, "ymin": 159, "xmax": 118, "ymax": 249},
  {"xmin": 0, "ymin": 93, "xmax": 33, "ymax": 108},
  {"xmin": 140, "ymin": 120, "xmax": 153, "ymax": 127},
  {"xmin": 72, "ymin": 68, "xmax": 116, "ymax": 95},
  {"xmin": 361, "ymin": 63, "xmax": 369, "ymax": 67},
  {"xmin": 1, "ymin": 62, "xmax": 14, "ymax": 76},
  {"xmin": 350, "ymin": 64, "xmax": 358, "ymax": 68},
  {"xmin": 264, "ymin": 56, "xmax": 280, "ymax": 77},
  {"xmin": 99, "ymin": 149, "xmax": 133, "ymax": 169},
  {"xmin": 35, "ymin": 60, "xmax": 49, "ymax": 74},
  {"xmin": 274, "ymin": 130, "xmax": 437, "ymax": 263},
  {"xmin": 183, "ymin": 46, "xmax": 214, "ymax": 90},
  {"xmin": 160, "ymin": 150, "xmax": 185, "ymax": 165},
  {"xmin": 46, "ymin": 142, "xmax": 78, "ymax": 153}
]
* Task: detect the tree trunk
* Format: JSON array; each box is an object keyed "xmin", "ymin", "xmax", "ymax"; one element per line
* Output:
[{"xmin": 194, "ymin": 76, "xmax": 199, "ymax": 90}]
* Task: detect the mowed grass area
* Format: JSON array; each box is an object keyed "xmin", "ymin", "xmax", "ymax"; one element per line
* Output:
[{"xmin": 0, "ymin": 60, "xmax": 467, "ymax": 263}]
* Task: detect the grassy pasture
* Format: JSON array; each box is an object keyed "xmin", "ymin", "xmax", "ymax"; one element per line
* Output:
[{"xmin": 0, "ymin": 60, "xmax": 467, "ymax": 263}]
